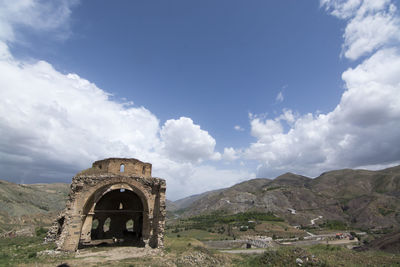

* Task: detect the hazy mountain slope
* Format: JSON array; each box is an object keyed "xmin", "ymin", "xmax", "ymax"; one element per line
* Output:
[
  {"xmin": 181, "ymin": 178, "xmax": 271, "ymax": 217},
  {"xmin": 175, "ymin": 166, "xmax": 400, "ymax": 230},
  {"xmin": 166, "ymin": 199, "xmax": 178, "ymax": 212},
  {"xmin": 0, "ymin": 179, "xmax": 69, "ymax": 232},
  {"xmin": 169, "ymin": 188, "xmax": 225, "ymax": 212}
]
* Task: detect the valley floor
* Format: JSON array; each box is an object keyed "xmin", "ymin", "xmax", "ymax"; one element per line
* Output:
[{"xmin": 1, "ymin": 233, "xmax": 400, "ymax": 267}]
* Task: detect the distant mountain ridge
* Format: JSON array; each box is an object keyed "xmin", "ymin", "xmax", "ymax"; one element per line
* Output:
[
  {"xmin": 1, "ymin": 165, "xmax": 399, "ymax": 233},
  {"xmin": 167, "ymin": 188, "xmax": 225, "ymax": 212},
  {"xmin": 171, "ymin": 165, "xmax": 400, "ymax": 230}
]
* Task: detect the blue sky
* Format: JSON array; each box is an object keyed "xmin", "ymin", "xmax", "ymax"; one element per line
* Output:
[
  {"xmin": 10, "ymin": 0, "xmax": 346, "ymax": 149},
  {"xmin": 1, "ymin": 0, "xmax": 400, "ymax": 199}
]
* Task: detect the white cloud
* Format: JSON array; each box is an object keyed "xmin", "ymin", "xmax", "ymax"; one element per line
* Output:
[
  {"xmin": 320, "ymin": 0, "xmax": 362, "ymax": 19},
  {"xmin": 0, "ymin": 54, "xmax": 161, "ymax": 177},
  {"xmin": 322, "ymin": 0, "xmax": 400, "ymax": 60},
  {"xmin": 234, "ymin": 125, "xmax": 244, "ymax": 131},
  {"xmin": 0, "ymin": 0, "xmax": 77, "ymax": 43},
  {"xmin": 4, "ymin": 0, "xmax": 400, "ymax": 201},
  {"xmin": 276, "ymin": 91, "xmax": 284, "ymax": 102},
  {"xmin": 160, "ymin": 117, "xmax": 220, "ymax": 162},
  {"xmin": 245, "ymin": 15, "xmax": 400, "ymax": 178},
  {"xmin": 0, "ymin": 1, "xmax": 256, "ymax": 201},
  {"xmin": 222, "ymin": 147, "xmax": 239, "ymax": 161},
  {"xmin": 242, "ymin": 0, "xmax": 400, "ymax": 178},
  {"xmin": 160, "ymin": 163, "xmax": 255, "ymax": 200},
  {"xmin": 0, "ymin": 47, "xmax": 250, "ymax": 199},
  {"xmin": 250, "ymin": 117, "xmax": 283, "ymax": 142}
]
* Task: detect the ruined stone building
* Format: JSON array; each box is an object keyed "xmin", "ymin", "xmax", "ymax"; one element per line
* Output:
[{"xmin": 46, "ymin": 158, "xmax": 166, "ymax": 251}]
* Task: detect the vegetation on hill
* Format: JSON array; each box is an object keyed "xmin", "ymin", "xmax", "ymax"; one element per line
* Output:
[
  {"xmin": 0, "ymin": 166, "xmax": 399, "ymax": 266},
  {"xmin": 187, "ymin": 211, "xmax": 283, "ymax": 226},
  {"xmin": 171, "ymin": 165, "xmax": 400, "ymax": 231},
  {"xmin": 0, "ymin": 179, "xmax": 69, "ymax": 233}
]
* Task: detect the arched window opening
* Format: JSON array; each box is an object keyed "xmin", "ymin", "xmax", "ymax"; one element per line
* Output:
[
  {"xmin": 142, "ymin": 166, "xmax": 146, "ymax": 174},
  {"xmin": 57, "ymin": 217, "xmax": 65, "ymax": 236},
  {"xmin": 126, "ymin": 219, "xmax": 134, "ymax": 232},
  {"xmin": 92, "ymin": 219, "xmax": 99, "ymax": 230},
  {"xmin": 120, "ymin": 164, "xmax": 125, "ymax": 172},
  {"xmin": 86, "ymin": 189, "xmax": 145, "ymax": 247},
  {"xmin": 103, "ymin": 217, "xmax": 111, "ymax": 232},
  {"xmin": 99, "ymin": 164, "xmax": 102, "ymax": 169}
]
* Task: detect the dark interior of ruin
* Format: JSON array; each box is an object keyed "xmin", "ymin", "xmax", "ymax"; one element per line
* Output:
[{"xmin": 83, "ymin": 189, "xmax": 145, "ymax": 247}]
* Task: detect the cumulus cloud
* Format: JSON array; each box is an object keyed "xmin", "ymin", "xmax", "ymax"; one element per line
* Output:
[
  {"xmin": 0, "ymin": 53, "xmax": 161, "ymax": 179},
  {"xmin": 245, "ymin": 0, "xmax": 400, "ymax": 178},
  {"xmin": 157, "ymin": 162, "xmax": 255, "ymax": 200},
  {"xmin": 0, "ymin": 1, "xmax": 253, "ymax": 200},
  {"xmin": 322, "ymin": 0, "xmax": 400, "ymax": 60},
  {"xmin": 0, "ymin": 46, "xmax": 245, "ymax": 199},
  {"xmin": 0, "ymin": 0, "xmax": 77, "ymax": 42},
  {"xmin": 160, "ymin": 117, "xmax": 220, "ymax": 162},
  {"xmin": 3, "ymin": 0, "xmax": 399, "ymax": 200},
  {"xmin": 222, "ymin": 147, "xmax": 239, "ymax": 161}
]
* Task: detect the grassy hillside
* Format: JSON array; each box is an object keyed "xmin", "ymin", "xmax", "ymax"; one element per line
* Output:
[{"xmin": 0, "ymin": 179, "xmax": 69, "ymax": 233}]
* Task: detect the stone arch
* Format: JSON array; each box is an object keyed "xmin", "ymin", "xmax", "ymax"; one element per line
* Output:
[
  {"xmin": 70, "ymin": 178, "xmax": 153, "ymax": 249},
  {"xmin": 89, "ymin": 189, "xmax": 143, "ymax": 242},
  {"xmin": 54, "ymin": 158, "xmax": 165, "ymax": 252},
  {"xmin": 80, "ymin": 179, "xmax": 151, "ymax": 216}
]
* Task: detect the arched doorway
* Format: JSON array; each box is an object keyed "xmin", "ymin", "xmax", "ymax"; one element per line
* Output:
[{"xmin": 84, "ymin": 188, "xmax": 145, "ymax": 247}]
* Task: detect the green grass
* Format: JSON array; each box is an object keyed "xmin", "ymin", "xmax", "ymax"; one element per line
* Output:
[
  {"xmin": 0, "ymin": 227, "xmax": 73, "ymax": 266},
  {"xmin": 231, "ymin": 245, "xmax": 400, "ymax": 267},
  {"xmin": 176, "ymin": 211, "xmax": 284, "ymax": 231},
  {"xmin": 232, "ymin": 247, "xmax": 328, "ymax": 267},
  {"xmin": 308, "ymin": 244, "xmax": 400, "ymax": 266},
  {"xmin": 166, "ymin": 228, "xmax": 232, "ymax": 241},
  {"xmin": 1, "ymin": 229, "xmax": 399, "ymax": 266},
  {"xmin": 164, "ymin": 235, "xmax": 205, "ymax": 254},
  {"xmin": 0, "ymin": 236, "xmax": 55, "ymax": 266},
  {"xmin": 189, "ymin": 211, "xmax": 283, "ymax": 224},
  {"xmin": 318, "ymin": 220, "xmax": 348, "ymax": 230}
]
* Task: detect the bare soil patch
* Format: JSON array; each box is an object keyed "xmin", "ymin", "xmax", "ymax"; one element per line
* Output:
[{"xmin": 75, "ymin": 247, "xmax": 162, "ymax": 262}]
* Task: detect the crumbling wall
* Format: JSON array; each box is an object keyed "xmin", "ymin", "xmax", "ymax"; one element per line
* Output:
[
  {"xmin": 46, "ymin": 158, "xmax": 166, "ymax": 252},
  {"xmin": 92, "ymin": 158, "xmax": 152, "ymax": 177}
]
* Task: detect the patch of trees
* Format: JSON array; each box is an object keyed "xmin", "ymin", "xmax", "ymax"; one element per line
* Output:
[{"xmin": 178, "ymin": 211, "xmax": 283, "ymax": 231}]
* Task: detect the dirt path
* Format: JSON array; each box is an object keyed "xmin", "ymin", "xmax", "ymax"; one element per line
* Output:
[
  {"xmin": 327, "ymin": 238, "xmax": 359, "ymax": 245},
  {"xmin": 310, "ymin": 216, "xmax": 323, "ymax": 225},
  {"xmin": 75, "ymin": 247, "xmax": 163, "ymax": 262}
]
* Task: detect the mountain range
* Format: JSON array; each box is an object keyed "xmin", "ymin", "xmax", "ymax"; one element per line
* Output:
[
  {"xmin": 168, "ymin": 166, "xmax": 400, "ymax": 230},
  {"xmin": 0, "ymin": 165, "xmax": 399, "ymax": 233}
]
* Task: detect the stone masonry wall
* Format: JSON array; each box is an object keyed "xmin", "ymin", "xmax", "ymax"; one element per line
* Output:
[{"xmin": 46, "ymin": 158, "xmax": 166, "ymax": 252}]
